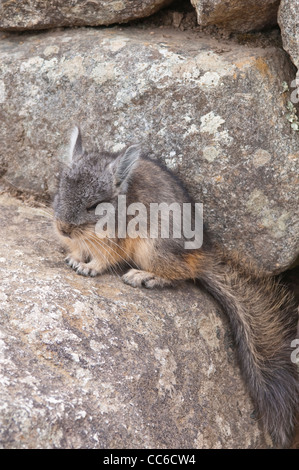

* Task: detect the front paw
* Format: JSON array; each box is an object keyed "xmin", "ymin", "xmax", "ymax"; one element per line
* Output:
[
  {"xmin": 75, "ymin": 263, "xmax": 98, "ymax": 277},
  {"xmin": 65, "ymin": 256, "xmax": 98, "ymax": 277},
  {"xmin": 65, "ymin": 255, "xmax": 80, "ymax": 270}
]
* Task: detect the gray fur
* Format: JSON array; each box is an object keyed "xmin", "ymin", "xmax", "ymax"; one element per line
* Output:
[
  {"xmin": 54, "ymin": 131, "xmax": 141, "ymax": 227},
  {"xmin": 53, "ymin": 128, "xmax": 299, "ymax": 448}
]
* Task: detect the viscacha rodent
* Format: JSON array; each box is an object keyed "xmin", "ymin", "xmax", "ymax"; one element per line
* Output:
[{"xmin": 53, "ymin": 126, "xmax": 299, "ymax": 447}]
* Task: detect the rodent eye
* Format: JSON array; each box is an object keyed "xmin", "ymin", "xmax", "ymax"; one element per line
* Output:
[{"xmin": 87, "ymin": 202, "xmax": 100, "ymax": 212}]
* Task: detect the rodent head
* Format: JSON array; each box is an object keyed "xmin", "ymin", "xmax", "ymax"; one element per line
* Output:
[{"xmin": 53, "ymin": 126, "xmax": 141, "ymax": 241}]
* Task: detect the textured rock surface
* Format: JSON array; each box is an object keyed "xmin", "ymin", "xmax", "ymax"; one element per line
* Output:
[
  {"xmin": 0, "ymin": 0, "xmax": 172, "ymax": 30},
  {"xmin": 0, "ymin": 194, "xmax": 265, "ymax": 449},
  {"xmin": 190, "ymin": 0, "xmax": 280, "ymax": 32},
  {"xmin": 278, "ymin": 0, "xmax": 299, "ymax": 81},
  {"xmin": 0, "ymin": 27, "xmax": 298, "ymax": 273}
]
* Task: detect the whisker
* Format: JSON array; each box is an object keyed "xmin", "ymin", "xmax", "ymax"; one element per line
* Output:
[
  {"xmin": 86, "ymin": 230, "xmax": 135, "ymax": 270},
  {"xmin": 78, "ymin": 237, "xmax": 88, "ymax": 264},
  {"xmin": 101, "ymin": 236, "xmax": 137, "ymax": 269},
  {"xmin": 36, "ymin": 203, "xmax": 53, "ymax": 210},
  {"xmin": 90, "ymin": 238, "xmax": 124, "ymax": 278},
  {"xmin": 92, "ymin": 240, "xmax": 123, "ymax": 279},
  {"xmin": 81, "ymin": 235, "xmax": 122, "ymax": 279},
  {"xmin": 89, "ymin": 235, "xmax": 134, "ymax": 271},
  {"xmin": 35, "ymin": 208, "xmax": 54, "ymax": 219}
]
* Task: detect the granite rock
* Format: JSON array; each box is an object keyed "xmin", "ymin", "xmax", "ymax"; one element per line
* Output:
[
  {"xmin": 190, "ymin": 0, "xmax": 280, "ymax": 32},
  {"xmin": 278, "ymin": 0, "xmax": 299, "ymax": 83},
  {"xmin": 0, "ymin": 27, "xmax": 298, "ymax": 273},
  {"xmin": 0, "ymin": 194, "xmax": 266, "ymax": 448},
  {"xmin": 0, "ymin": 0, "xmax": 172, "ymax": 31}
]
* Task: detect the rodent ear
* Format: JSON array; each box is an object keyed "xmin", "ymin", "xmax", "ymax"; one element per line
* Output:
[
  {"xmin": 67, "ymin": 125, "xmax": 84, "ymax": 165},
  {"xmin": 113, "ymin": 144, "xmax": 142, "ymax": 188}
]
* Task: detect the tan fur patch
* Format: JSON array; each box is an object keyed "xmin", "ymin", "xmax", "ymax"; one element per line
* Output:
[
  {"xmin": 184, "ymin": 251, "xmax": 211, "ymax": 278},
  {"xmin": 129, "ymin": 238, "xmax": 155, "ymax": 271}
]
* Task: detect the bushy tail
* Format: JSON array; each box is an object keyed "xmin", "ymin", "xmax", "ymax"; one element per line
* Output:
[{"xmin": 198, "ymin": 255, "xmax": 299, "ymax": 447}]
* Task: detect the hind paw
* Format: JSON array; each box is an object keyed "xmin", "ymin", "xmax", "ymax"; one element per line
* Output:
[{"xmin": 122, "ymin": 269, "xmax": 173, "ymax": 289}]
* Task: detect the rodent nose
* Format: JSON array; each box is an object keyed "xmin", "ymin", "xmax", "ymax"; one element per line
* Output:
[
  {"xmin": 61, "ymin": 228, "xmax": 71, "ymax": 238},
  {"xmin": 56, "ymin": 220, "xmax": 74, "ymax": 238}
]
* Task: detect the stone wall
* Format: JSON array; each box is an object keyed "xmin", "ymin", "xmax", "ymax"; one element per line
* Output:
[{"xmin": 0, "ymin": 0, "xmax": 298, "ymax": 449}]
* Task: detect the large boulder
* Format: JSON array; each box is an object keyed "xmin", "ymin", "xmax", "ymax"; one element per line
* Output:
[
  {"xmin": 0, "ymin": 194, "xmax": 265, "ymax": 448},
  {"xmin": 190, "ymin": 0, "xmax": 280, "ymax": 32},
  {"xmin": 0, "ymin": 27, "xmax": 298, "ymax": 273},
  {"xmin": 0, "ymin": 0, "xmax": 172, "ymax": 31},
  {"xmin": 278, "ymin": 0, "xmax": 299, "ymax": 82}
]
